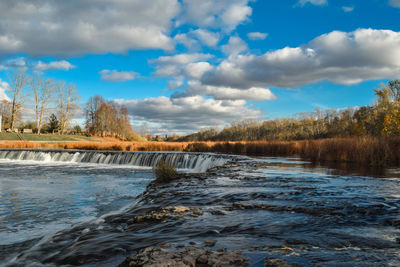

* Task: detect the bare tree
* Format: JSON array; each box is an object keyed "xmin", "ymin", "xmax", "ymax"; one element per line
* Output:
[
  {"xmin": 140, "ymin": 122, "xmax": 148, "ymax": 137},
  {"xmin": 56, "ymin": 81, "xmax": 80, "ymax": 134},
  {"xmin": 8, "ymin": 71, "xmax": 29, "ymax": 130},
  {"xmin": 84, "ymin": 95, "xmax": 105, "ymax": 135},
  {"xmin": 30, "ymin": 74, "xmax": 55, "ymax": 134},
  {"xmin": 0, "ymin": 100, "xmax": 12, "ymax": 130}
]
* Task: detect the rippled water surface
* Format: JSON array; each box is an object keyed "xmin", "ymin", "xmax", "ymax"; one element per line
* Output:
[
  {"xmin": 1, "ymin": 156, "xmax": 400, "ymax": 266},
  {"xmin": 0, "ymin": 160, "xmax": 152, "ymax": 246}
]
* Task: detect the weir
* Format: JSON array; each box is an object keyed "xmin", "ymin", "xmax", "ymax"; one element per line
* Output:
[{"xmin": 0, "ymin": 149, "xmax": 231, "ymax": 172}]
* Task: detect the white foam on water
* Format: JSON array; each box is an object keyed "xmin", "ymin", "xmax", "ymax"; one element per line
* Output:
[{"xmin": 0, "ymin": 150, "xmax": 231, "ymax": 173}]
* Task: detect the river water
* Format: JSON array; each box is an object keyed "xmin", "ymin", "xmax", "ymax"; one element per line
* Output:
[{"xmin": 0, "ymin": 153, "xmax": 399, "ymax": 266}]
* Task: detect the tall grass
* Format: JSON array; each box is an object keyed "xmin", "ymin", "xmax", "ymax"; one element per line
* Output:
[
  {"xmin": 184, "ymin": 138, "xmax": 400, "ymax": 167},
  {"xmin": 0, "ymin": 137, "xmax": 399, "ymax": 167}
]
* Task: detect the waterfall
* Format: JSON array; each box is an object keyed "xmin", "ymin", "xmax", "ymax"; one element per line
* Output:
[{"xmin": 0, "ymin": 149, "xmax": 231, "ymax": 172}]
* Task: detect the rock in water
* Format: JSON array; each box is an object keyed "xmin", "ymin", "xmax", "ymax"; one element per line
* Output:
[{"xmin": 119, "ymin": 246, "xmax": 248, "ymax": 267}]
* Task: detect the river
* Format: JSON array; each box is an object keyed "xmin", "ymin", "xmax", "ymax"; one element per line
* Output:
[{"xmin": 0, "ymin": 150, "xmax": 399, "ymax": 266}]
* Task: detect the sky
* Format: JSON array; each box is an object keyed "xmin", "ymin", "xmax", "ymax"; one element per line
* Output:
[{"xmin": 0, "ymin": 0, "xmax": 399, "ymax": 135}]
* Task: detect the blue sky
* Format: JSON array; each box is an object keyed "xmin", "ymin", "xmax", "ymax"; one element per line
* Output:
[{"xmin": 0, "ymin": 0, "xmax": 399, "ymax": 134}]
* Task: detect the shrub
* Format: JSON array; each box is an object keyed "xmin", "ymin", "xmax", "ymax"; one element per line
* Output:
[{"xmin": 153, "ymin": 160, "xmax": 179, "ymax": 183}]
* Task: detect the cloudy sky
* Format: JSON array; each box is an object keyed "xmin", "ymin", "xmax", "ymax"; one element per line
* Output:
[{"xmin": 0, "ymin": 0, "xmax": 399, "ymax": 134}]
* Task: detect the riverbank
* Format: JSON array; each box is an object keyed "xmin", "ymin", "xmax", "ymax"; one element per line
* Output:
[{"xmin": 0, "ymin": 137, "xmax": 399, "ymax": 167}]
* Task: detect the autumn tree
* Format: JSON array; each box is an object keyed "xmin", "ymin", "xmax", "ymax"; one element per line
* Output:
[
  {"xmin": 84, "ymin": 97, "xmax": 141, "ymax": 140},
  {"xmin": 84, "ymin": 95, "xmax": 105, "ymax": 134}
]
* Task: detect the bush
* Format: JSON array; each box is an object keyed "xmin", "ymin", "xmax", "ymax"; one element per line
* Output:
[{"xmin": 153, "ymin": 160, "xmax": 178, "ymax": 183}]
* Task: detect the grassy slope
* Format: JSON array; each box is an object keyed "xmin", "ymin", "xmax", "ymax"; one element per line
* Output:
[{"xmin": 0, "ymin": 132, "xmax": 103, "ymax": 142}]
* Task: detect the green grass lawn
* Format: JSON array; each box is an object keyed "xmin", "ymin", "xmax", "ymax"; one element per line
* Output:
[{"xmin": 0, "ymin": 132, "xmax": 103, "ymax": 142}]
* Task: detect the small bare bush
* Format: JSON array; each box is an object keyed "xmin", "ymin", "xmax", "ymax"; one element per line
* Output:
[{"xmin": 153, "ymin": 160, "xmax": 178, "ymax": 183}]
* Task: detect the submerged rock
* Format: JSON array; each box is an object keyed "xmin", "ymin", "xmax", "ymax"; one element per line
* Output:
[
  {"xmin": 211, "ymin": 210, "xmax": 226, "ymax": 215},
  {"xmin": 264, "ymin": 258, "xmax": 291, "ymax": 267},
  {"xmin": 203, "ymin": 240, "xmax": 217, "ymax": 247},
  {"xmin": 119, "ymin": 246, "xmax": 248, "ymax": 267},
  {"xmin": 134, "ymin": 206, "xmax": 203, "ymax": 223},
  {"xmin": 264, "ymin": 258, "xmax": 303, "ymax": 267}
]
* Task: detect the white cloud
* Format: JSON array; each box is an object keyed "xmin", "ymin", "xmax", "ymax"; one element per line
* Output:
[
  {"xmin": 389, "ymin": 0, "xmax": 400, "ymax": 8},
  {"xmin": 247, "ymin": 32, "xmax": 268, "ymax": 40},
  {"xmin": 174, "ymin": 33, "xmax": 199, "ymax": 49},
  {"xmin": 184, "ymin": 62, "xmax": 213, "ymax": 79},
  {"xmin": 175, "ymin": 80, "xmax": 276, "ymax": 101},
  {"xmin": 202, "ymin": 29, "xmax": 400, "ymax": 89},
  {"xmin": 220, "ymin": 3, "xmax": 252, "ymax": 31},
  {"xmin": 0, "ymin": 57, "xmax": 28, "ymax": 70},
  {"xmin": 342, "ymin": 6, "xmax": 354, "ymax": 12},
  {"xmin": 151, "ymin": 53, "xmax": 213, "ymax": 77},
  {"xmin": 0, "ymin": 0, "xmax": 180, "ymax": 56},
  {"xmin": 299, "ymin": 0, "xmax": 327, "ymax": 6},
  {"xmin": 191, "ymin": 29, "xmax": 220, "ymax": 47},
  {"xmin": 179, "ymin": 0, "xmax": 252, "ymax": 31},
  {"xmin": 99, "ymin": 70, "xmax": 137, "ymax": 82},
  {"xmin": 221, "ymin": 36, "xmax": 248, "ymax": 56},
  {"xmin": 168, "ymin": 76, "xmax": 184, "ymax": 90},
  {"xmin": 114, "ymin": 95, "xmax": 262, "ymax": 133},
  {"xmin": 0, "ymin": 79, "xmax": 10, "ymax": 101},
  {"xmin": 35, "ymin": 60, "xmax": 75, "ymax": 71}
]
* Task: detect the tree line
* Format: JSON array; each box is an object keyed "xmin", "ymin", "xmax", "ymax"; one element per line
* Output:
[
  {"xmin": 1, "ymin": 71, "xmax": 142, "ymax": 140},
  {"xmin": 84, "ymin": 95, "xmax": 144, "ymax": 141},
  {"xmin": 1, "ymin": 71, "xmax": 80, "ymax": 134},
  {"xmin": 179, "ymin": 80, "xmax": 400, "ymax": 142}
]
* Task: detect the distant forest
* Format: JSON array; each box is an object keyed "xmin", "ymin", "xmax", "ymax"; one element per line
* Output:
[{"xmin": 178, "ymin": 80, "xmax": 400, "ymax": 142}]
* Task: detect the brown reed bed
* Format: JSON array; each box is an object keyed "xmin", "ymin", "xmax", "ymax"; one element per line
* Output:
[
  {"xmin": 0, "ymin": 137, "xmax": 399, "ymax": 167},
  {"xmin": 184, "ymin": 138, "xmax": 400, "ymax": 167}
]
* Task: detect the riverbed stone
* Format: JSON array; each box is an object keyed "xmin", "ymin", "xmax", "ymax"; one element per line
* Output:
[
  {"xmin": 203, "ymin": 240, "xmax": 217, "ymax": 247},
  {"xmin": 211, "ymin": 210, "xmax": 226, "ymax": 215},
  {"xmin": 133, "ymin": 206, "xmax": 203, "ymax": 223},
  {"xmin": 119, "ymin": 246, "xmax": 248, "ymax": 267},
  {"xmin": 264, "ymin": 258, "xmax": 291, "ymax": 267}
]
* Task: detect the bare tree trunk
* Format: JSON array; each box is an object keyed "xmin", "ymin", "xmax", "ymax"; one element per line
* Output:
[
  {"xmin": 30, "ymin": 74, "xmax": 55, "ymax": 134},
  {"xmin": 57, "ymin": 82, "xmax": 79, "ymax": 135},
  {"xmin": 9, "ymin": 72, "xmax": 29, "ymax": 130}
]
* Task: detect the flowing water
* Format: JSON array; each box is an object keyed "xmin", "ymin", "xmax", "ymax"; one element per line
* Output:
[{"xmin": 0, "ymin": 150, "xmax": 399, "ymax": 266}]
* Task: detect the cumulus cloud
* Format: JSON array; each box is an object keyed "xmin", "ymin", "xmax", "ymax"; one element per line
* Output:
[
  {"xmin": 35, "ymin": 60, "xmax": 75, "ymax": 71},
  {"xmin": 99, "ymin": 70, "xmax": 137, "ymax": 82},
  {"xmin": 184, "ymin": 62, "xmax": 213, "ymax": 79},
  {"xmin": 174, "ymin": 33, "xmax": 199, "ymax": 50},
  {"xmin": 179, "ymin": 0, "xmax": 252, "ymax": 31},
  {"xmin": 220, "ymin": 2, "xmax": 252, "ymax": 31},
  {"xmin": 221, "ymin": 36, "xmax": 248, "ymax": 56},
  {"xmin": 202, "ymin": 29, "xmax": 400, "ymax": 89},
  {"xmin": 0, "ymin": 0, "xmax": 180, "ymax": 56},
  {"xmin": 114, "ymin": 95, "xmax": 262, "ymax": 133},
  {"xmin": 0, "ymin": 79, "xmax": 10, "ymax": 101},
  {"xmin": 168, "ymin": 76, "xmax": 185, "ymax": 90},
  {"xmin": 173, "ymin": 81, "xmax": 276, "ymax": 101},
  {"xmin": 247, "ymin": 32, "xmax": 268, "ymax": 40},
  {"xmin": 191, "ymin": 29, "xmax": 220, "ymax": 47},
  {"xmin": 389, "ymin": 0, "xmax": 400, "ymax": 8},
  {"xmin": 151, "ymin": 53, "xmax": 213, "ymax": 77},
  {"xmin": 298, "ymin": 0, "xmax": 327, "ymax": 6},
  {"xmin": 342, "ymin": 6, "xmax": 354, "ymax": 12}
]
